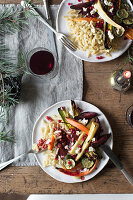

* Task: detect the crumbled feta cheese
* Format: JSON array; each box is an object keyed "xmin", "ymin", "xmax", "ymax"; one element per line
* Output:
[
  {"xmin": 83, "ymin": 168, "xmax": 88, "ymax": 171},
  {"xmin": 83, "ymin": 7, "xmax": 87, "ymax": 12},
  {"xmin": 46, "ymin": 138, "xmax": 51, "ymax": 144},
  {"xmin": 108, "ymin": 30, "xmax": 114, "ymax": 40},
  {"xmin": 89, "ymin": 146, "xmax": 95, "ymax": 152},
  {"xmin": 76, "ymin": 131, "xmax": 80, "ymax": 136},
  {"xmin": 78, "ymin": 118, "xmax": 88, "ymax": 125},
  {"xmin": 71, "ymin": 142, "xmax": 74, "ymax": 146},
  {"xmin": 104, "ymin": 0, "xmax": 113, "ymax": 6},
  {"xmin": 32, "ymin": 143, "xmax": 39, "ymax": 152},
  {"xmin": 91, "ymin": 28, "xmax": 96, "ymax": 34},
  {"xmin": 92, "ymin": 137, "xmax": 96, "ymax": 142},
  {"xmin": 90, "ymin": 8, "xmax": 96, "ymax": 15},
  {"xmin": 64, "ymin": 145, "xmax": 69, "ymax": 150},
  {"xmin": 109, "ymin": 7, "xmax": 114, "ymax": 13},
  {"xmin": 54, "ymin": 130, "xmax": 61, "ymax": 134},
  {"xmin": 75, "ymin": 148, "xmax": 81, "ymax": 154}
]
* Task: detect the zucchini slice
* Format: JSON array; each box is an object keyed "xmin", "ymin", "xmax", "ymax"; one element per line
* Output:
[{"xmin": 116, "ymin": 9, "xmax": 129, "ymax": 19}]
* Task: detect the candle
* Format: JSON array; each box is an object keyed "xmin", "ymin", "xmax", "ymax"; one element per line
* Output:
[{"xmin": 110, "ymin": 69, "xmax": 131, "ymax": 92}]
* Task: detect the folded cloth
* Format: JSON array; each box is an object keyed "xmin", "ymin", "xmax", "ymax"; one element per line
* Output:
[{"xmin": 0, "ymin": 4, "xmax": 83, "ymax": 166}]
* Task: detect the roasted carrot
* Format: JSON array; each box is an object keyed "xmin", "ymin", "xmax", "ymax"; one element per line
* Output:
[
  {"xmin": 58, "ymin": 159, "xmax": 98, "ymax": 177},
  {"xmin": 48, "ymin": 135, "xmax": 55, "ymax": 150},
  {"xmin": 125, "ymin": 28, "xmax": 133, "ymax": 40},
  {"xmin": 71, "ymin": 17, "xmax": 103, "ymax": 22},
  {"xmin": 66, "ymin": 118, "xmax": 90, "ymax": 135}
]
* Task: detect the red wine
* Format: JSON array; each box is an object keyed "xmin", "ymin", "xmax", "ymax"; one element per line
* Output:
[{"xmin": 30, "ymin": 50, "xmax": 54, "ymax": 75}]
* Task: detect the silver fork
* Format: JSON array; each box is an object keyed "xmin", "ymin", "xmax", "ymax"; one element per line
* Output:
[
  {"xmin": 21, "ymin": 1, "xmax": 77, "ymax": 51},
  {"xmin": 0, "ymin": 149, "xmax": 41, "ymax": 171}
]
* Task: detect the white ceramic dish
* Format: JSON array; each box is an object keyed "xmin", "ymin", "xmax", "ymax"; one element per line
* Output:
[
  {"xmin": 56, "ymin": 0, "xmax": 133, "ymax": 62},
  {"xmin": 32, "ymin": 100, "xmax": 113, "ymax": 183}
]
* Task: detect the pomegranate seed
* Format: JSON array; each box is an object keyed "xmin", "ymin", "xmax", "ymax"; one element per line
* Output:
[
  {"xmin": 45, "ymin": 116, "xmax": 53, "ymax": 122},
  {"xmin": 58, "ymin": 120, "xmax": 62, "ymax": 123},
  {"xmin": 61, "ymin": 107, "xmax": 65, "ymax": 111},
  {"xmin": 81, "ymin": 176, "xmax": 85, "ymax": 180},
  {"xmin": 71, "ymin": 154, "xmax": 76, "ymax": 158},
  {"xmin": 78, "ymin": 144, "xmax": 82, "ymax": 148},
  {"xmin": 76, "ymin": 170, "xmax": 79, "ymax": 174},
  {"xmin": 71, "ymin": 128, "xmax": 74, "ymax": 132},
  {"xmin": 68, "ymin": 3, "xmax": 72, "ymax": 6},
  {"xmin": 90, "ymin": 6, "xmax": 94, "ymax": 10},
  {"xmin": 96, "ymin": 56, "xmax": 104, "ymax": 59},
  {"xmin": 78, "ymin": 0, "xmax": 82, "ymax": 1},
  {"xmin": 68, "ymin": 160, "xmax": 72, "ymax": 165}
]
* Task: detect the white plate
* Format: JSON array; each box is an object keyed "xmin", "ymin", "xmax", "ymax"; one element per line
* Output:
[
  {"xmin": 56, "ymin": 0, "xmax": 132, "ymax": 62},
  {"xmin": 32, "ymin": 100, "xmax": 113, "ymax": 183}
]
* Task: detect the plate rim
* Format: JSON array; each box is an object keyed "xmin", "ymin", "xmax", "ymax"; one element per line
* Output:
[
  {"xmin": 32, "ymin": 100, "xmax": 113, "ymax": 183},
  {"xmin": 56, "ymin": 0, "xmax": 132, "ymax": 63}
]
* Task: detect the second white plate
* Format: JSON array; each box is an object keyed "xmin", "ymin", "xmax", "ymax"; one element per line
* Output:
[{"xmin": 56, "ymin": 0, "xmax": 132, "ymax": 62}]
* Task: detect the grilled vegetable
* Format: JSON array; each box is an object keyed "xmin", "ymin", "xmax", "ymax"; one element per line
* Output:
[
  {"xmin": 48, "ymin": 135, "xmax": 55, "ymax": 150},
  {"xmin": 85, "ymin": 151, "xmax": 98, "ymax": 161},
  {"xmin": 71, "ymin": 100, "xmax": 80, "ymax": 117},
  {"xmin": 94, "ymin": 0, "xmax": 125, "ymax": 31},
  {"xmin": 58, "ymin": 108, "xmax": 72, "ymax": 129},
  {"xmin": 117, "ymin": 9, "xmax": 129, "ymax": 19},
  {"xmin": 113, "ymin": 15, "xmax": 122, "ymax": 24},
  {"xmin": 121, "ymin": 3, "xmax": 131, "ymax": 11},
  {"xmin": 91, "ymin": 133, "xmax": 111, "ymax": 148},
  {"xmin": 75, "ymin": 122, "xmax": 99, "ymax": 161},
  {"xmin": 113, "ymin": 27, "xmax": 125, "ymax": 37},
  {"xmin": 71, "ymin": 18, "xmax": 103, "ymax": 22},
  {"xmin": 66, "ymin": 118, "xmax": 90, "ymax": 135},
  {"xmin": 124, "ymin": 27, "xmax": 133, "ymax": 40},
  {"xmin": 64, "ymin": 158, "xmax": 75, "ymax": 169},
  {"xmin": 74, "ymin": 112, "xmax": 98, "ymax": 120},
  {"xmin": 70, "ymin": 1, "xmax": 94, "ymax": 10},
  {"xmin": 69, "ymin": 132, "xmax": 86, "ymax": 155},
  {"xmin": 81, "ymin": 158, "xmax": 94, "ymax": 169},
  {"xmin": 58, "ymin": 159, "xmax": 98, "ymax": 177},
  {"xmin": 123, "ymin": 17, "xmax": 133, "ymax": 25}
]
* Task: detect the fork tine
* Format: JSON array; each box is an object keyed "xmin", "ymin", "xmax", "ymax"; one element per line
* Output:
[
  {"xmin": 60, "ymin": 38, "xmax": 75, "ymax": 51},
  {"xmin": 60, "ymin": 37, "xmax": 76, "ymax": 51},
  {"xmin": 62, "ymin": 36, "xmax": 77, "ymax": 49}
]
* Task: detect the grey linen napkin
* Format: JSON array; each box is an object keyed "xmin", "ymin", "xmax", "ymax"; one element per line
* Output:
[{"xmin": 0, "ymin": 4, "xmax": 83, "ymax": 166}]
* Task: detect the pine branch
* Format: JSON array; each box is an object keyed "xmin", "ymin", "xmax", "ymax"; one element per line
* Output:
[{"xmin": 0, "ymin": 129, "xmax": 15, "ymax": 142}]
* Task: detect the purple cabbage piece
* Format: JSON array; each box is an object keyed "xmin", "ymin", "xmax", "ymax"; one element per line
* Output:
[
  {"xmin": 74, "ymin": 112, "xmax": 98, "ymax": 120},
  {"xmin": 70, "ymin": 1, "xmax": 94, "ymax": 10}
]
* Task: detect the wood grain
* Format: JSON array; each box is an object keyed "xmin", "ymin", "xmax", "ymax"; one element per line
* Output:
[{"xmin": 0, "ymin": 0, "xmax": 133, "ymax": 198}]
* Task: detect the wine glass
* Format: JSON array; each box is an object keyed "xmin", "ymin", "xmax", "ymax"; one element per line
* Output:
[{"xmin": 125, "ymin": 105, "xmax": 133, "ymax": 128}]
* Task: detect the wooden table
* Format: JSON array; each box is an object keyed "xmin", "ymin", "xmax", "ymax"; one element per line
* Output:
[{"xmin": 0, "ymin": 0, "xmax": 133, "ymax": 199}]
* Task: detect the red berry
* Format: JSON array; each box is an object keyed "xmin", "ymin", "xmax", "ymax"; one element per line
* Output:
[{"xmin": 68, "ymin": 3, "xmax": 72, "ymax": 6}]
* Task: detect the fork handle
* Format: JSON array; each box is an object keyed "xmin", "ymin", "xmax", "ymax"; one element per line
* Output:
[
  {"xmin": 43, "ymin": 0, "xmax": 50, "ymax": 19},
  {"xmin": 0, "ymin": 152, "xmax": 27, "ymax": 170},
  {"xmin": 21, "ymin": 1, "xmax": 57, "ymax": 34}
]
